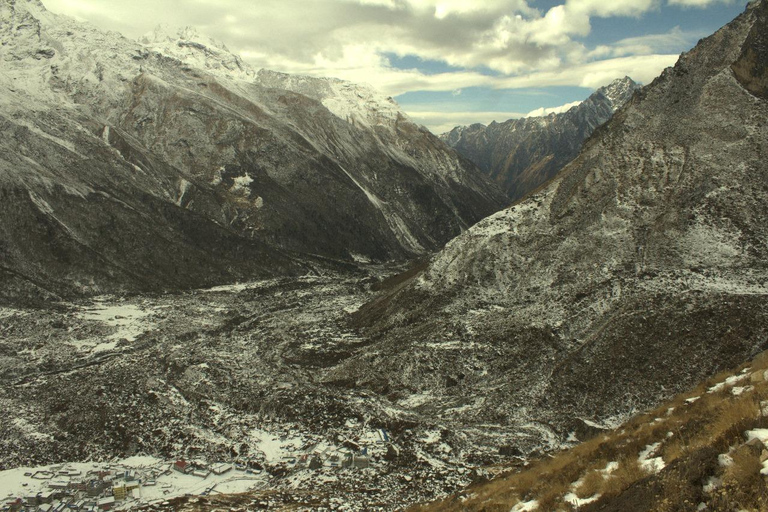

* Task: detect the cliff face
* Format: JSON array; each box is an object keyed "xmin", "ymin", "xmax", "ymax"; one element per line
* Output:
[
  {"xmin": 349, "ymin": 0, "xmax": 768, "ymax": 447},
  {"xmin": 0, "ymin": 0, "xmax": 507, "ymax": 302},
  {"xmin": 442, "ymin": 77, "xmax": 640, "ymax": 201}
]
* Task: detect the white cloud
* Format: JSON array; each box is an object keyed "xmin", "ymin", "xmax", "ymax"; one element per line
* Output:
[
  {"xmin": 588, "ymin": 27, "xmax": 702, "ymax": 58},
  {"xmin": 320, "ymin": 53, "xmax": 675, "ymax": 97},
  {"xmin": 525, "ymin": 100, "xmax": 582, "ymax": 117},
  {"xmin": 667, "ymin": 0, "xmax": 737, "ymax": 7},
  {"xmin": 406, "ymin": 110, "xmax": 528, "ymax": 134},
  {"xmin": 42, "ymin": 0, "xmax": 689, "ymax": 119},
  {"xmin": 567, "ymin": 0, "xmax": 660, "ymax": 17},
  {"xmin": 43, "ymin": 0, "xmax": 669, "ymax": 83}
]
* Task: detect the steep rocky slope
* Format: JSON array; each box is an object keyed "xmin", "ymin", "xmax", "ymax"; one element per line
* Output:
[
  {"xmin": 351, "ymin": 0, "xmax": 768, "ymax": 449},
  {"xmin": 442, "ymin": 77, "xmax": 640, "ymax": 201},
  {"xmin": 0, "ymin": 0, "xmax": 507, "ymax": 302}
]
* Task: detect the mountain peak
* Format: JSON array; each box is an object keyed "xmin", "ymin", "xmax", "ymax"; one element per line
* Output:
[
  {"xmin": 596, "ymin": 76, "xmax": 639, "ymax": 111},
  {"xmin": 256, "ymin": 68, "xmax": 405, "ymax": 129},
  {"xmin": 140, "ymin": 23, "xmax": 231, "ymax": 53},
  {"xmin": 138, "ymin": 23, "xmax": 255, "ymax": 81},
  {"xmin": 3, "ymin": 0, "xmax": 47, "ymax": 14}
]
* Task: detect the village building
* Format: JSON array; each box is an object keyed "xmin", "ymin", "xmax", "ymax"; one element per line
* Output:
[
  {"xmin": 172, "ymin": 460, "xmax": 189, "ymax": 474},
  {"xmin": 209, "ymin": 463, "xmax": 232, "ymax": 475},
  {"xmin": 352, "ymin": 455, "xmax": 370, "ymax": 469},
  {"xmin": 96, "ymin": 496, "xmax": 115, "ymax": 511},
  {"xmin": 111, "ymin": 485, "xmax": 126, "ymax": 502},
  {"xmin": 376, "ymin": 429, "xmax": 390, "ymax": 443}
]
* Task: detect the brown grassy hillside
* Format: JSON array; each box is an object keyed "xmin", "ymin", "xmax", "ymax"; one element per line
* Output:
[{"xmin": 411, "ymin": 352, "xmax": 768, "ymax": 512}]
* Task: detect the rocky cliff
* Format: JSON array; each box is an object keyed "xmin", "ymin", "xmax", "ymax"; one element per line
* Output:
[
  {"xmin": 0, "ymin": 0, "xmax": 507, "ymax": 302},
  {"xmin": 350, "ymin": 0, "xmax": 768, "ymax": 449},
  {"xmin": 442, "ymin": 77, "xmax": 640, "ymax": 201}
]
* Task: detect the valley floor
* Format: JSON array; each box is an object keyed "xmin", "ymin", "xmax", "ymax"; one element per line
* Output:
[{"xmin": 0, "ymin": 265, "xmax": 548, "ymax": 510}]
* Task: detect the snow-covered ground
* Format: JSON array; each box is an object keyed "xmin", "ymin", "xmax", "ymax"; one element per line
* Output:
[
  {"xmin": 0, "ymin": 457, "xmax": 263, "ymax": 509},
  {"xmin": 77, "ymin": 302, "xmax": 154, "ymax": 344}
]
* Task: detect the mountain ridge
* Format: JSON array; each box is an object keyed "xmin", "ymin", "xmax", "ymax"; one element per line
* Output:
[
  {"xmin": 0, "ymin": 0, "xmax": 507, "ymax": 302},
  {"xmin": 349, "ymin": 0, "xmax": 768, "ymax": 450},
  {"xmin": 441, "ymin": 76, "xmax": 641, "ymax": 201}
]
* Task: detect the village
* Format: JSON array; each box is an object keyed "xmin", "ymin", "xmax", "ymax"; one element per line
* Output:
[{"xmin": 1, "ymin": 430, "xmax": 396, "ymax": 512}]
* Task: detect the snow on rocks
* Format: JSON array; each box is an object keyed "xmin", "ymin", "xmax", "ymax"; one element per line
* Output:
[
  {"xmin": 703, "ymin": 475, "xmax": 722, "ymax": 493},
  {"xmin": 564, "ymin": 492, "xmax": 601, "ymax": 507},
  {"xmin": 731, "ymin": 385, "xmax": 753, "ymax": 396},
  {"xmin": 510, "ymin": 499, "xmax": 539, "ymax": 511},
  {"xmin": 638, "ymin": 442, "xmax": 665, "ymax": 474},
  {"xmin": 745, "ymin": 429, "xmax": 768, "ymax": 445},
  {"xmin": 718, "ymin": 453, "xmax": 734, "ymax": 467},
  {"xmin": 708, "ymin": 372, "xmax": 750, "ymax": 393}
]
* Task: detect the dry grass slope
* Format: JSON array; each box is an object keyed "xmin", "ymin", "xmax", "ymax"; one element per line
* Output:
[{"xmin": 411, "ymin": 351, "xmax": 768, "ymax": 512}]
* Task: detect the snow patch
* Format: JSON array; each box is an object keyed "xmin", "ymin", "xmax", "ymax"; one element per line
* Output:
[
  {"xmin": 11, "ymin": 418, "xmax": 53, "ymax": 441},
  {"xmin": 230, "ymin": 174, "xmax": 253, "ymax": 196},
  {"xmin": 564, "ymin": 492, "xmax": 600, "ymax": 507},
  {"xmin": 176, "ymin": 178, "xmax": 192, "ymax": 206},
  {"xmin": 511, "ymin": 499, "xmax": 539, "ymax": 511},
  {"xmin": 249, "ymin": 428, "xmax": 304, "ymax": 462},
  {"xmin": 398, "ymin": 392, "xmax": 435, "ymax": 409},
  {"xmin": 638, "ymin": 442, "xmax": 665, "ymax": 473},
  {"xmin": 746, "ymin": 429, "xmax": 768, "ymax": 445},
  {"xmin": 78, "ymin": 302, "xmax": 153, "ymax": 343},
  {"xmin": 708, "ymin": 373, "xmax": 749, "ymax": 393},
  {"xmin": 731, "ymin": 385, "xmax": 752, "ymax": 396},
  {"xmin": 338, "ymin": 165, "xmax": 385, "ymax": 210},
  {"xmin": 703, "ymin": 476, "xmax": 721, "ymax": 493},
  {"xmin": 12, "ymin": 118, "xmax": 82, "ymax": 155},
  {"xmin": 420, "ymin": 430, "xmax": 442, "ymax": 445}
]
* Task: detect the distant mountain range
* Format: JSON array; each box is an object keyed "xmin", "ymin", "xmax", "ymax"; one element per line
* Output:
[
  {"xmin": 0, "ymin": 0, "xmax": 507, "ymax": 303},
  {"xmin": 441, "ymin": 77, "xmax": 640, "ymax": 201}
]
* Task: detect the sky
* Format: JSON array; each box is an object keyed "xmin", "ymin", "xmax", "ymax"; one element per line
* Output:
[{"xmin": 43, "ymin": 0, "xmax": 746, "ymax": 134}]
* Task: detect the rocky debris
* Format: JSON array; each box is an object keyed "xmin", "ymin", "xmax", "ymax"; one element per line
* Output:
[
  {"xmin": 441, "ymin": 77, "xmax": 640, "ymax": 201},
  {"xmin": 0, "ymin": 267, "xmax": 487, "ymax": 510}
]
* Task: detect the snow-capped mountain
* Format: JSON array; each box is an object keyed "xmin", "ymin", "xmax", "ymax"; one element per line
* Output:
[
  {"xmin": 351, "ymin": 0, "xmax": 768, "ymax": 446},
  {"xmin": 0, "ymin": 0, "xmax": 507, "ymax": 302},
  {"xmin": 441, "ymin": 77, "xmax": 641, "ymax": 201},
  {"xmin": 255, "ymin": 69, "xmax": 403, "ymax": 130},
  {"xmin": 138, "ymin": 24, "xmax": 257, "ymax": 82}
]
